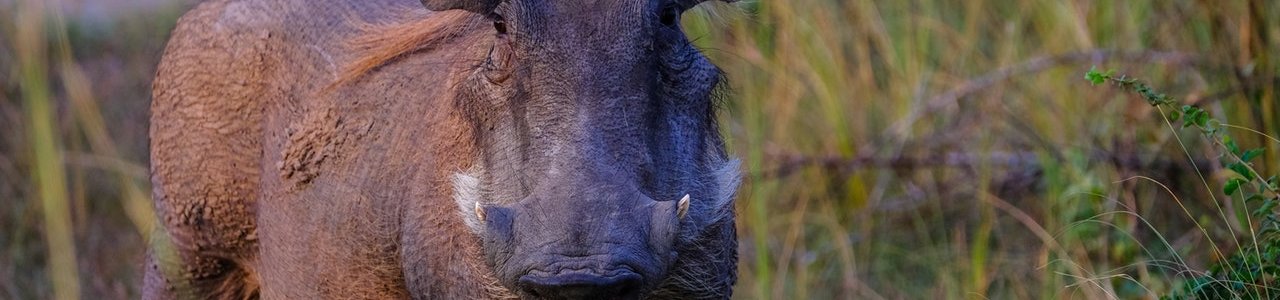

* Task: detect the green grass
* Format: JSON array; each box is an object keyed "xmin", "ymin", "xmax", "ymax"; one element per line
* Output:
[{"xmin": 1, "ymin": 0, "xmax": 1277, "ymax": 298}]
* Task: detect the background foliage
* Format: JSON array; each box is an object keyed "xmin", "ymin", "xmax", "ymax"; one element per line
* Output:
[{"xmin": 1, "ymin": 0, "xmax": 1276, "ymax": 298}]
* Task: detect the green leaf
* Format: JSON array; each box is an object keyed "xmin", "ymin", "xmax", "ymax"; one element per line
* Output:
[
  {"xmin": 1225, "ymin": 178, "xmax": 1244, "ymax": 196},
  {"xmin": 1228, "ymin": 163, "xmax": 1256, "ymax": 181},
  {"xmin": 1180, "ymin": 107, "xmax": 1207, "ymax": 129},
  {"xmin": 1242, "ymin": 148, "xmax": 1264, "ymax": 162},
  {"xmin": 1085, "ymin": 67, "xmax": 1106, "ymax": 85},
  {"xmin": 1224, "ymin": 135, "xmax": 1240, "ymax": 155},
  {"xmin": 1204, "ymin": 119, "xmax": 1220, "ymax": 132},
  {"xmin": 1253, "ymin": 198, "xmax": 1277, "ymax": 216}
]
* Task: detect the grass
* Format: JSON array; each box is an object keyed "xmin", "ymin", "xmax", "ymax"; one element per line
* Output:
[
  {"xmin": 685, "ymin": 0, "xmax": 1278, "ymax": 298},
  {"xmin": 1, "ymin": 0, "xmax": 177, "ymax": 298},
  {"xmin": 14, "ymin": 0, "xmax": 81, "ymax": 299},
  {"xmin": 1084, "ymin": 67, "xmax": 1280, "ymax": 299},
  {"xmin": 1, "ymin": 0, "xmax": 1277, "ymax": 298}
]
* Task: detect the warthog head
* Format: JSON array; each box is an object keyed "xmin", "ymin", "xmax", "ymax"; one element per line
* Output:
[{"xmin": 431, "ymin": 0, "xmax": 741, "ymax": 298}]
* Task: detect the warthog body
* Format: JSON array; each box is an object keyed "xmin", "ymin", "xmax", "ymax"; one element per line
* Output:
[{"xmin": 145, "ymin": 0, "xmax": 740, "ymax": 298}]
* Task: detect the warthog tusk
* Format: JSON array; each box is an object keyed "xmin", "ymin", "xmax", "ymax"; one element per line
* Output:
[
  {"xmin": 677, "ymin": 194, "xmax": 690, "ymax": 220},
  {"xmin": 476, "ymin": 202, "xmax": 486, "ymax": 222}
]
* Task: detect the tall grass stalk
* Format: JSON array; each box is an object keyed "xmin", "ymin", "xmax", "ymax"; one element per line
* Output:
[
  {"xmin": 51, "ymin": 10, "xmax": 156, "ymax": 237},
  {"xmin": 15, "ymin": 0, "xmax": 82, "ymax": 298}
]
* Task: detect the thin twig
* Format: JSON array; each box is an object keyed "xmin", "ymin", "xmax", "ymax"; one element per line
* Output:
[
  {"xmin": 62, "ymin": 152, "xmax": 149, "ymax": 181},
  {"xmin": 757, "ymin": 149, "xmax": 1214, "ymax": 180},
  {"xmin": 888, "ymin": 50, "xmax": 1204, "ymax": 141}
]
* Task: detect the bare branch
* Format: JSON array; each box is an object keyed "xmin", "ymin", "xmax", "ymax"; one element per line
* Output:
[{"xmin": 755, "ymin": 149, "xmax": 1214, "ymax": 180}]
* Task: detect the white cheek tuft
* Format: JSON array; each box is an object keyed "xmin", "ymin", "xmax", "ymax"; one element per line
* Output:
[
  {"xmin": 453, "ymin": 168, "xmax": 486, "ymax": 235},
  {"xmin": 707, "ymin": 158, "xmax": 742, "ymax": 223}
]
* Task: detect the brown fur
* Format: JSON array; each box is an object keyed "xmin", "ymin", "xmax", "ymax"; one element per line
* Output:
[
  {"xmin": 145, "ymin": 0, "xmax": 278, "ymax": 298},
  {"xmin": 146, "ymin": 0, "xmax": 504, "ymax": 298},
  {"xmin": 327, "ymin": 10, "xmax": 478, "ymax": 91}
]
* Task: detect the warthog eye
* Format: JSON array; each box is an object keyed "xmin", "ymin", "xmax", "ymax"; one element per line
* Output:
[
  {"xmin": 659, "ymin": 4, "xmax": 680, "ymax": 28},
  {"xmin": 490, "ymin": 13, "xmax": 508, "ymax": 35}
]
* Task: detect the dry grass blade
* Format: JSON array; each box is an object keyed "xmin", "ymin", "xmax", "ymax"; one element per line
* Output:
[
  {"xmin": 14, "ymin": 0, "xmax": 81, "ymax": 298},
  {"xmin": 56, "ymin": 26, "xmax": 155, "ymax": 238}
]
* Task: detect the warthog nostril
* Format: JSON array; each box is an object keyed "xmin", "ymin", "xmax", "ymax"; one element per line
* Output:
[{"xmin": 518, "ymin": 271, "xmax": 642, "ymax": 299}]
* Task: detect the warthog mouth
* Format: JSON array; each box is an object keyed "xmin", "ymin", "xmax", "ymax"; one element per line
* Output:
[
  {"xmin": 523, "ymin": 256, "xmax": 643, "ymax": 279},
  {"xmin": 519, "ymin": 266, "xmax": 643, "ymax": 299}
]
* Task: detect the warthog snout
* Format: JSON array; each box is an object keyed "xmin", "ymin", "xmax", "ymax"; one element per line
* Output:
[
  {"xmin": 472, "ymin": 183, "xmax": 687, "ymax": 299},
  {"xmin": 518, "ymin": 267, "xmax": 643, "ymax": 299}
]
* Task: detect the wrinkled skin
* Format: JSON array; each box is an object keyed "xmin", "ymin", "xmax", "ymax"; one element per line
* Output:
[{"xmin": 144, "ymin": 0, "xmax": 740, "ymax": 299}]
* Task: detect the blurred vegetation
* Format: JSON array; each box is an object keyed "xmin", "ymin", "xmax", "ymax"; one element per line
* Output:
[
  {"xmin": 2, "ymin": 0, "xmax": 184, "ymax": 298},
  {"xmin": 1, "ymin": 0, "xmax": 1277, "ymax": 299},
  {"xmin": 684, "ymin": 0, "xmax": 1278, "ymax": 298},
  {"xmin": 1087, "ymin": 67, "xmax": 1279, "ymax": 299}
]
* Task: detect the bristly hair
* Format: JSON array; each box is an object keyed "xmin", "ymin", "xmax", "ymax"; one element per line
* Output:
[{"xmin": 326, "ymin": 9, "xmax": 483, "ymax": 92}]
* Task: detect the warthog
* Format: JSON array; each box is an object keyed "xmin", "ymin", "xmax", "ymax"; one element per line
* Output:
[{"xmin": 144, "ymin": 0, "xmax": 741, "ymax": 298}]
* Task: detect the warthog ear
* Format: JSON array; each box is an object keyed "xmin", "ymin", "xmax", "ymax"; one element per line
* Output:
[{"xmin": 419, "ymin": 0, "xmax": 500, "ymax": 14}]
